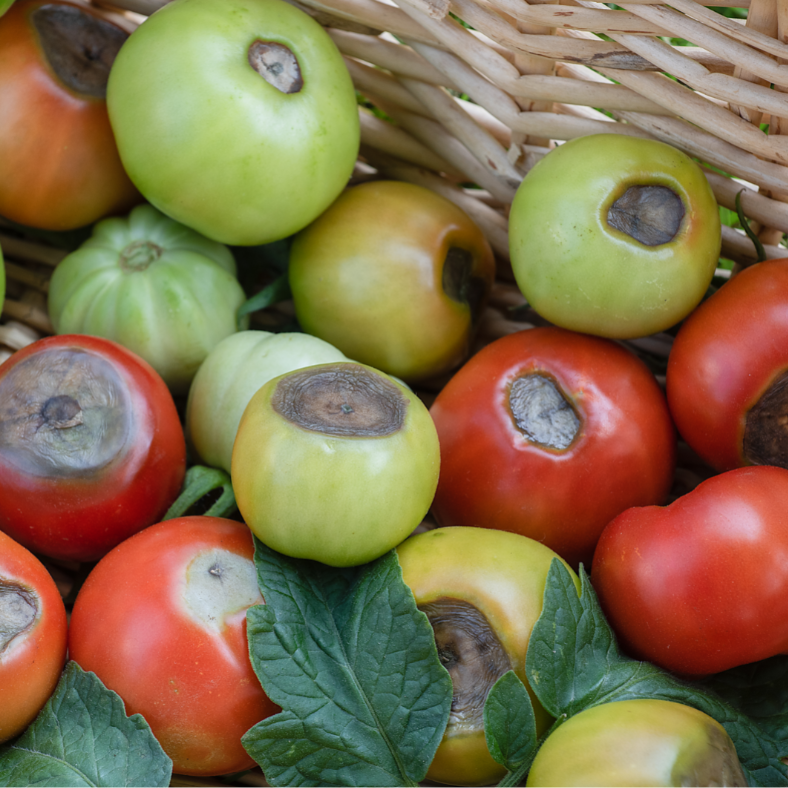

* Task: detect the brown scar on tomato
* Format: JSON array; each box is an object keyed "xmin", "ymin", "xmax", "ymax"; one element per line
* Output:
[
  {"xmin": 743, "ymin": 370, "xmax": 788, "ymax": 467},
  {"xmin": 509, "ymin": 373, "xmax": 580, "ymax": 450},
  {"xmin": 0, "ymin": 348, "xmax": 133, "ymax": 478},
  {"xmin": 442, "ymin": 247, "xmax": 487, "ymax": 323},
  {"xmin": 608, "ymin": 185, "xmax": 685, "ymax": 246},
  {"xmin": 272, "ymin": 363, "xmax": 407, "ymax": 437},
  {"xmin": 419, "ymin": 598, "xmax": 511, "ymax": 733},
  {"xmin": 0, "ymin": 582, "xmax": 38, "ymax": 654},
  {"xmin": 33, "ymin": 3, "xmax": 128, "ymax": 99},
  {"xmin": 675, "ymin": 719, "xmax": 748, "ymax": 787},
  {"xmin": 248, "ymin": 40, "xmax": 303, "ymax": 94}
]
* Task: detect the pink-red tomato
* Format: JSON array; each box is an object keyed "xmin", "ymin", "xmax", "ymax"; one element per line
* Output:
[
  {"xmin": 0, "ymin": 0, "xmax": 141, "ymax": 230},
  {"xmin": 592, "ymin": 465, "xmax": 788, "ymax": 676},
  {"xmin": 429, "ymin": 327, "xmax": 676, "ymax": 568},
  {"xmin": 667, "ymin": 258, "xmax": 788, "ymax": 472},
  {"xmin": 0, "ymin": 530, "xmax": 68, "ymax": 743},
  {"xmin": 68, "ymin": 516, "xmax": 279, "ymax": 776},
  {"xmin": 0, "ymin": 334, "xmax": 186, "ymax": 562}
]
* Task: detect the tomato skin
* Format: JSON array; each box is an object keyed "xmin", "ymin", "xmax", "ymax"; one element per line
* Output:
[
  {"xmin": 430, "ymin": 327, "xmax": 676, "ymax": 568},
  {"xmin": 0, "ymin": 530, "xmax": 68, "ymax": 743},
  {"xmin": 68, "ymin": 516, "xmax": 278, "ymax": 776},
  {"xmin": 592, "ymin": 465, "xmax": 788, "ymax": 676},
  {"xmin": 666, "ymin": 258, "xmax": 788, "ymax": 472},
  {"xmin": 0, "ymin": 334, "xmax": 186, "ymax": 562},
  {"xmin": 0, "ymin": 0, "xmax": 140, "ymax": 230}
]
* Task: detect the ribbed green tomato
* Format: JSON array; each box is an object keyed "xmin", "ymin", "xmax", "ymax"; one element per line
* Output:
[
  {"xmin": 48, "ymin": 204, "xmax": 248, "ymax": 395},
  {"xmin": 106, "ymin": 0, "xmax": 360, "ymax": 246},
  {"xmin": 526, "ymin": 699, "xmax": 746, "ymax": 787},
  {"xmin": 186, "ymin": 330, "xmax": 348, "ymax": 473}
]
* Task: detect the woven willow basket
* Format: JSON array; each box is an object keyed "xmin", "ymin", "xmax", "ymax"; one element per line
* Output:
[{"xmin": 0, "ymin": 0, "xmax": 784, "ymax": 782}]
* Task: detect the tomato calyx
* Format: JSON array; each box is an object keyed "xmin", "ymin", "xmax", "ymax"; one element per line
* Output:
[
  {"xmin": 33, "ymin": 3, "xmax": 127, "ymax": 98},
  {"xmin": 0, "ymin": 581, "xmax": 38, "ymax": 652},
  {"xmin": 419, "ymin": 597, "xmax": 511, "ymax": 734},
  {"xmin": 509, "ymin": 373, "xmax": 580, "ymax": 450},
  {"xmin": 248, "ymin": 39, "xmax": 303, "ymax": 94},
  {"xmin": 607, "ymin": 185, "xmax": 685, "ymax": 246},
  {"xmin": 272, "ymin": 363, "xmax": 407, "ymax": 437},
  {"xmin": 743, "ymin": 370, "xmax": 788, "ymax": 467},
  {"xmin": 119, "ymin": 239, "xmax": 163, "ymax": 272},
  {"xmin": 442, "ymin": 246, "xmax": 487, "ymax": 322}
]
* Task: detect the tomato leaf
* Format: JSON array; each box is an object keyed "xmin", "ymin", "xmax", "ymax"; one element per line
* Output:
[
  {"xmin": 526, "ymin": 559, "xmax": 788, "ymax": 787},
  {"xmin": 0, "ymin": 661, "xmax": 171, "ymax": 787},
  {"xmin": 483, "ymin": 671, "xmax": 538, "ymax": 785},
  {"xmin": 243, "ymin": 539, "xmax": 453, "ymax": 787}
]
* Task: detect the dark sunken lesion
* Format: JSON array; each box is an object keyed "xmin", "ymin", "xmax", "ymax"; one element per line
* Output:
[
  {"xmin": 248, "ymin": 40, "xmax": 303, "ymax": 94},
  {"xmin": 608, "ymin": 185, "xmax": 685, "ymax": 247},
  {"xmin": 509, "ymin": 373, "xmax": 580, "ymax": 451},
  {"xmin": 33, "ymin": 4, "xmax": 128, "ymax": 99},
  {"xmin": 0, "ymin": 582, "xmax": 38, "ymax": 654},
  {"xmin": 743, "ymin": 370, "xmax": 788, "ymax": 468},
  {"xmin": 442, "ymin": 247, "xmax": 487, "ymax": 323},
  {"xmin": 272, "ymin": 363, "xmax": 407, "ymax": 438},
  {"xmin": 420, "ymin": 597, "xmax": 512, "ymax": 732}
]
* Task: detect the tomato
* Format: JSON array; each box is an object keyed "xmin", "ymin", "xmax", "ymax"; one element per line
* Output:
[
  {"xmin": 525, "ymin": 699, "xmax": 746, "ymax": 787},
  {"xmin": 0, "ymin": 334, "xmax": 186, "ymax": 562},
  {"xmin": 509, "ymin": 134, "xmax": 720, "ymax": 339},
  {"xmin": 666, "ymin": 257, "xmax": 788, "ymax": 472},
  {"xmin": 106, "ymin": 0, "xmax": 360, "ymax": 246},
  {"xmin": 397, "ymin": 526, "xmax": 579, "ymax": 786},
  {"xmin": 0, "ymin": 0, "xmax": 140, "ymax": 231},
  {"xmin": 186, "ymin": 330, "xmax": 348, "ymax": 473},
  {"xmin": 68, "ymin": 516, "xmax": 278, "ymax": 776},
  {"xmin": 0, "ymin": 530, "xmax": 68, "ymax": 743},
  {"xmin": 232, "ymin": 361, "xmax": 440, "ymax": 567},
  {"xmin": 592, "ymin": 465, "xmax": 788, "ymax": 676},
  {"xmin": 429, "ymin": 327, "xmax": 676, "ymax": 569},
  {"xmin": 289, "ymin": 180, "xmax": 496, "ymax": 382},
  {"xmin": 48, "ymin": 203, "xmax": 248, "ymax": 395}
]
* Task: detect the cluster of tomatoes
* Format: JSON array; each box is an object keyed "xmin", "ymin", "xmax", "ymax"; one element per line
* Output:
[{"xmin": 1, "ymin": 0, "xmax": 788, "ymax": 783}]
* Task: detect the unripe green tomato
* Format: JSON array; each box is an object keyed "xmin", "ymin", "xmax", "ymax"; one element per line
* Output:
[
  {"xmin": 509, "ymin": 134, "xmax": 721, "ymax": 339},
  {"xmin": 526, "ymin": 699, "xmax": 747, "ymax": 787},
  {"xmin": 232, "ymin": 361, "xmax": 440, "ymax": 567},
  {"xmin": 396, "ymin": 526, "xmax": 579, "ymax": 787},
  {"xmin": 106, "ymin": 0, "xmax": 360, "ymax": 246},
  {"xmin": 289, "ymin": 180, "xmax": 496, "ymax": 382},
  {"xmin": 48, "ymin": 204, "xmax": 248, "ymax": 395},
  {"xmin": 186, "ymin": 330, "xmax": 348, "ymax": 473}
]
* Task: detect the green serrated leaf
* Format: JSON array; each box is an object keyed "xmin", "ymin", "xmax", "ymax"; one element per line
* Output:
[
  {"xmin": 483, "ymin": 671, "xmax": 538, "ymax": 785},
  {"xmin": 242, "ymin": 539, "xmax": 453, "ymax": 787},
  {"xmin": 526, "ymin": 560, "xmax": 788, "ymax": 787},
  {"xmin": 0, "ymin": 662, "xmax": 172, "ymax": 787}
]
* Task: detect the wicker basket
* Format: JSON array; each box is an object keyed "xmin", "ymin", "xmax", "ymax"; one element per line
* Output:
[{"xmin": 0, "ymin": 0, "xmax": 782, "ymax": 782}]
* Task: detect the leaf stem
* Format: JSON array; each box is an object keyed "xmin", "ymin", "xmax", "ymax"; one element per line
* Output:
[
  {"xmin": 163, "ymin": 465, "xmax": 237, "ymax": 520},
  {"xmin": 735, "ymin": 189, "xmax": 767, "ymax": 263}
]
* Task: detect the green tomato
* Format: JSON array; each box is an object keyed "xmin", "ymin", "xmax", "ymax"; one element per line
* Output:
[
  {"xmin": 186, "ymin": 330, "xmax": 348, "ymax": 473},
  {"xmin": 231, "ymin": 361, "xmax": 440, "ymax": 567},
  {"xmin": 289, "ymin": 180, "xmax": 496, "ymax": 382},
  {"xmin": 48, "ymin": 203, "xmax": 248, "ymax": 394},
  {"xmin": 397, "ymin": 527, "xmax": 578, "ymax": 787},
  {"xmin": 526, "ymin": 699, "xmax": 746, "ymax": 787},
  {"xmin": 509, "ymin": 134, "xmax": 721, "ymax": 339},
  {"xmin": 106, "ymin": 0, "xmax": 360, "ymax": 246}
]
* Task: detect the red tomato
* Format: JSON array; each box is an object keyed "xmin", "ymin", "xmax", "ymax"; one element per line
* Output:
[
  {"xmin": 0, "ymin": 530, "xmax": 68, "ymax": 743},
  {"xmin": 0, "ymin": 0, "xmax": 140, "ymax": 230},
  {"xmin": 667, "ymin": 258, "xmax": 788, "ymax": 472},
  {"xmin": 592, "ymin": 465, "xmax": 788, "ymax": 676},
  {"xmin": 429, "ymin": 327, "xmax": 676, "ymax": 568},
  {"xmin": 0, "ymin": 334, "xmax": 186, "ymax": 562},
  {"xmin": 68, "ymin": 516, "xmax": 278, "ymax": 776}
]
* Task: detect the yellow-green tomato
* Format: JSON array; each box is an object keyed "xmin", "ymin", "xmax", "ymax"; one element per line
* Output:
[
  {"xmin": 232, "ymin": 361, "xmax": 440, "ymax": 567},
  {"xmin": 289, "ymin": 180, "xmax": 496, "ymax": 382},
  {"xmin": 526, "ymin": 699, "xmax": 747, "ymax": 787},
  {"xmin": 186, "ymin": 330, "xmax": 348, "ymax": 473},
  {"xmin": 106, "ymin": 0, "xmax": 360, "ymax": 246},
  {"xmin": 509, "ymin": 134, "xmax": 721, "ymax": 339},
  {"xmin": 48, "ymin": 204, "xmax": 248, "ymax": 395},
  {"xmin": 396, "ymin": 526, "xmax": 580, "ymax": 787}
]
